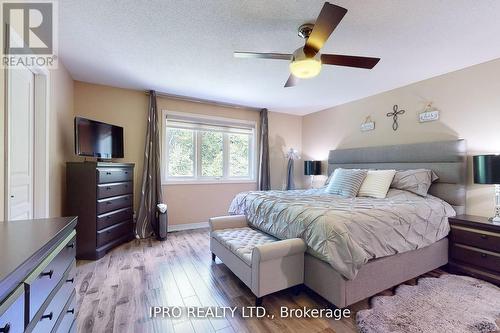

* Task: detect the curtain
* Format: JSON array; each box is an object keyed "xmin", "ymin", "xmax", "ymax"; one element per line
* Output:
[
  {"xmin": 136, "ymin": 90, "xmax": 163, "ymax": 238},
  {"xmin": 258, "ymin": 108, "xmax": 270, "ymax": 191}
]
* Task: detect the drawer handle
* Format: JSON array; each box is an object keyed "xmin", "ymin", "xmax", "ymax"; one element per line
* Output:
[
  {"xmin": 67, "ymin": 308, "xmax": 75, "ymax": 315},
  {"xmin": 106, "ymin": 201, "xmax": 112, "ymax": 205},
  {"xmin": 480, "ymin": 234, "xmax": 488, "ymax": 240},
  {"xmin": 481, "ymin": 253, "xmax": 487, "ymax": 258},
  {"xmin": 106, "ymin": 172, "xmax": 112, "ymax": 175},
  {"xmin": 0, "ymin": 323, "xmax": 11, "ymax": 333},
  {"xmin": 66, "ymin": 278, "xmax": 74, "ymax": 283},
  {"xmin": 40, "ymin": 312, "xmax": 53, "ymax": 321},
  {"xmin": 106, "ymin": 186, "xmax": 112, "ymax": 190},
  {"xmin": 67, "ymin": 243, "xmax": 75, "ymax": 249},
  {"xmin": 40, "ymin": 269, "xmax": 54, "ymax": 279},
  {"xmin": 124, "ymin": 171, "xmax": 128, "ymax": 174}
]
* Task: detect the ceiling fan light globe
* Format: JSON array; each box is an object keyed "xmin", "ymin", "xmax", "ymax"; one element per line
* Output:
[{"xmin": 289, "ymin": 58, "xmax": 322, "ymax": 79}]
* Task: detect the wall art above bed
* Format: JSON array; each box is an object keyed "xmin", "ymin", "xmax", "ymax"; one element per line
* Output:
[
  {"xmin": 386, "ymin": 104, "xmax": 406, "ymax": 131},
  {"xmin": 360, "ymin": 116, "xmax": 375, "ymax": 132},
  {"xmin": 419, "ymin": 102, "xmax": 440, "ymax": 123}
]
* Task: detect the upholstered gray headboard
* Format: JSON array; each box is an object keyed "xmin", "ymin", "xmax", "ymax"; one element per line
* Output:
[{"xmin": 327, "ymin": 140, "xmax": 467, "ymax": 214}]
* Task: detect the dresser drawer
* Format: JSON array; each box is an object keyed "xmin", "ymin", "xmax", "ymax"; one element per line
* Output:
[
  {"xmin": 97, "ymin": 221, "xmax": 131, "ymax": 247},
  {"xmin": 97, "ymin": 207, "xmax": 133, "ymax": 230},
  {"xmin": 97, "ymin": 168, "xmax": 133, "ymax": 184},
  {"xmin": 0, "ymin": 285, "xmax": 24, "ymax": 333},
  {"xmin": 97, "ymin": 195, "xmax": 133, "ymax": 215},
  {"xmin": 450, "ymin": 244, "xmax": 500, "ymax": 273},
  {"xmin": 27, "ymin": 233, "xmax": 76, "ymax": 321},
  {"xmin": 31, "ymin": 273, "xmax": 75, "ymax": 333},
  {"xmin": 450, "ymin": 225, "xmax": 500, "ymax": 252},
  {"xmin": 448, "ymin": 261, "xmax": 500, "ymax": 286},
  {"xmin": 54, "ymin": 293, "xmax": 75, "ymax": 333},
  {"xmin": 97, "ymin": 181, "xmax": 132, "ymax": 199}
]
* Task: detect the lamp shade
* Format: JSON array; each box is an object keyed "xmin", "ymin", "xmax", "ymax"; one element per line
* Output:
[
  {"xmin": 473, "ymin": 155, "xmax": 500, "ymax": 184},
  {"xmin": 304, "ymin": 160, "xmax": 321, "ymax": 176}
]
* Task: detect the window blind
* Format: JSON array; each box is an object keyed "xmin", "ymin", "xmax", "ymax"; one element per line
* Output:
[{"xmin": 166, "ymin": 114, "xmax": 255, "ymax": 135}]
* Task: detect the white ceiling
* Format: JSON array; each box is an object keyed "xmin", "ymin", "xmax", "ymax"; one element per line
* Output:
[{"xmin": 59, "ymin": 0, "xmax": 500, "ymax": 115}]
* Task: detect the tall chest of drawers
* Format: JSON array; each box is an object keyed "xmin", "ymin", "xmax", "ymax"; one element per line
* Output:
[{"xmin": 67, "ymin": 162, "xmax": 135, "ymax": 260}]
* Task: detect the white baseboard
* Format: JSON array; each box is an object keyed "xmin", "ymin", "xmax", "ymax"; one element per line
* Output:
[{"xmin": 168, "ymin": 221, "xmax": 209, "ymax": 232}]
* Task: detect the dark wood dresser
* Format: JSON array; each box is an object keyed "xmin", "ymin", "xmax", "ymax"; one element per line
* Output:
[
  {"xmin": 0, "ymin": 217, "xmax": 77, "ymax": 333},
  {"xmin": 67, "ymin": 161, "xmax": 135, "ymax": 260},
  {"xmin": 448, "ymin": 215, "xmax": 500, "ymax": 286}
]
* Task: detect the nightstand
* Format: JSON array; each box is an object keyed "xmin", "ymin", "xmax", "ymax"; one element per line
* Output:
[{"xmin": 448, "ymin": 215, "xmax": 500, "ymax": 286}]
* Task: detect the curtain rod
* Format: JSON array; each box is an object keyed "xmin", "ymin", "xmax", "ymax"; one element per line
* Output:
[{"xmin": 145, "ymin": 90, "xmax": 263, "ymax": 112}]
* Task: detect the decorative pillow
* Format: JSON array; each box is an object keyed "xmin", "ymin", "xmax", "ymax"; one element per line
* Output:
[
  {"xmin": 391, "ymin": 169, "xmax": 439, "ymax": 197},
  {"xmin": 358, "ymin": 170, "xmax": 396, "ymax": 199},
  {"xmin": 325, "ymin": 169, "xmax": 368, "ymax": 198}
]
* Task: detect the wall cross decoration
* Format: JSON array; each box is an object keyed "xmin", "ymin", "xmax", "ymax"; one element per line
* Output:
[{"xmin": 387, "ymin": 104, "xmax": 405, "ymax": 131}]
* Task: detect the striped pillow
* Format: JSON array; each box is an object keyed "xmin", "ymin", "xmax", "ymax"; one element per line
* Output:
[
  {"xmin": 325, "ymin": 169, "xmax": 368, "ymax": 198},
  {"xmin": 358, "ymin": 170, "xmax": 396, "ymax": 199}
]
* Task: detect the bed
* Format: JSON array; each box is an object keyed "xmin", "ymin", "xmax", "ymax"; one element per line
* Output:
[{"xmin": 229, "ymin": 139, "xmax": 467, "ymax": 307}]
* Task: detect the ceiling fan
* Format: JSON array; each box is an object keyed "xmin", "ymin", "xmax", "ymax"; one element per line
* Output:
[{"xmin": 234, "ymin": 2, "xmax": 380, "ymax": 87}]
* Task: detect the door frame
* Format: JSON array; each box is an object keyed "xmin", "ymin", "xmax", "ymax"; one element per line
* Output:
[{"xmin": 4, "ymin": 63, "xmax": 50, "ymax": 220}]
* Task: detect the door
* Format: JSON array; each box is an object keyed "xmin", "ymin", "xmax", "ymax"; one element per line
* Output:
[{"xmin": 7, "ymin": 66, "xmax": 35, "ymax": 220}]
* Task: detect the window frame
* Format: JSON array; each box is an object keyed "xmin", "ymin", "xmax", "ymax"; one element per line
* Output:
[{"xmin": 162, "ymin": 110, "xmax": 257, "ymax": 185}]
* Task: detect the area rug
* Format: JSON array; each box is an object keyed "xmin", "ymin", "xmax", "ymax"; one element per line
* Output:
[{"xmin": 356, "ymin": 274, "xmax": 500, "ymax": 333}]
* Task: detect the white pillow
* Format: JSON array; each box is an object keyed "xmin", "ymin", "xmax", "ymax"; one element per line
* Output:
[{"xmin": 358, "ymin": 170, "xmax": 396, "ymax": 199}]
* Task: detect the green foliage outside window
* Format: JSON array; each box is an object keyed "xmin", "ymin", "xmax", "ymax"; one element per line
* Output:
[
  {"xmin": 167, "ymin": 125, "xmax": 252, "ymax": 180},
  {"xmin": 201, "ymin": 131, "xmax": 223, "ymax": 177},
  {"xmin": 229, "ymin": 134, "xmax": 249, "ymax": 177},
  {"xmin": 167, "ymin": 128, "xmax": 194, "ymax": 176}
]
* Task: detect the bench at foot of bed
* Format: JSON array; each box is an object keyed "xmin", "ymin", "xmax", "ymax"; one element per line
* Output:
[{"xmin": 209, "ymin": 215, "xmax": 306, "ymax": 306}]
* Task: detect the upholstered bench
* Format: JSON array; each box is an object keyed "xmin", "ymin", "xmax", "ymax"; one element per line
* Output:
[{"xmin": 209, "ymin": 215, "xmax": 306, "ymax": 306}]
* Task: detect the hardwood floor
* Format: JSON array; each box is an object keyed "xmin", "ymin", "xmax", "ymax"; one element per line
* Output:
[{"xmin": 75, "ymin": 228, "xmax": 445, "ymax": 333}]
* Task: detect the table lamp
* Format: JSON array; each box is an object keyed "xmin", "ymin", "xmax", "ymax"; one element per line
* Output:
[
  {"xmin": 304, "ymin": 160, "xmax": 321, "ymax": 188},
  {"xmin": 473, "ymin": 154, "xmax": 500, "ymax": 223}
]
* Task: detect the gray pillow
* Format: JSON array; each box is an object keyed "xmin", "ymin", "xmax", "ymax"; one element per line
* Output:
[
  {"xmin": 325, "ymin": 168, "xmax": 368, "ymax": 198},
  {"xmin": 391, "ymin": 169, "xmax": 439, "ymax": 197}
]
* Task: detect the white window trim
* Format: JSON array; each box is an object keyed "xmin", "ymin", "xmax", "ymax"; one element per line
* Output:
[{"xmin": 161, "ymin": 110, "xmax": 258, "ymax": 185}]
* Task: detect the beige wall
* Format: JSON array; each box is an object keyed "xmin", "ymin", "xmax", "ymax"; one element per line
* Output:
[
  {"xmin": 268, "ymin": 112, "xmax": 303, "ymax": 190},
  {"xmin": 302, "ymin": 58, "xmax": 500, "ymax": 216},
  {"xmin": 73, "ymin": 82, "xmax": 303, "ymax": 225},
  {"xmin": 49, "ymin": 64, "xmax": 75, "ymax": 217}
]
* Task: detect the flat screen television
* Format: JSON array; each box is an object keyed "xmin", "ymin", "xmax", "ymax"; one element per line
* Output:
[{"xmin": 74, "ymin": 117, "xmax": 124, "ymax": 159}]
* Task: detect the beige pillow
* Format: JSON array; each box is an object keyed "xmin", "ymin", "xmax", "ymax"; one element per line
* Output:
[{"xmin": 358, "ymin": 170, "xmax": 396, "ymax": 199}]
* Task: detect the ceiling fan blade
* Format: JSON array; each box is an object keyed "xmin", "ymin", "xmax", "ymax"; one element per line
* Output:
[
  {"xmin": 305, "ymin": 2, "xmax": 348, "ymax": 56},
  {"xmin": 321, "ymin": 54, "xmax": 380, "ymax": 69},
  {"xmin": 234, "ymin": 52, "xmax": 293, "ymax": 60},
  {"xmin": 284, "ymin": 74, "xmax": 299, "ymax": 87}
]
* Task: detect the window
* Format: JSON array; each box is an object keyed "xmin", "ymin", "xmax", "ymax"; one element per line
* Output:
[{"xmin": 164, "ymin": 112, "xmax": 256, "ymax": 183}]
